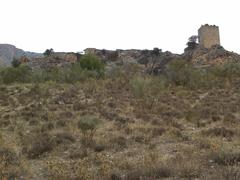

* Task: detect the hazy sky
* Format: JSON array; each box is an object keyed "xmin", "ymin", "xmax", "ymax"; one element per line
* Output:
[{"xmin": 0, "ymin": 0, "xmax": 239, "ymax": 54}]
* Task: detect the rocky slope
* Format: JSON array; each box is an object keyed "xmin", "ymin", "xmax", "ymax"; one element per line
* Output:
[
  {"xmin": 84, "ymin": 46, "xmax": 240, "ymax": 74},
  {"xmin": 84, "ymin": 48, "xmax": 181, "ymax": 74},
  {"xmin": 2, "ymin": 43, "xmax": 240, "ymax": 72},
  {"xmin": 184, "ymin": 45, "xmax": 240, "ymax": 66},
  {"xmin": 0, "ymin": 44, "xmax": 42, "ymax": 66},
  {"xmin": 0, "ymin": 78, "xmax": 239, "ymax": 179}
]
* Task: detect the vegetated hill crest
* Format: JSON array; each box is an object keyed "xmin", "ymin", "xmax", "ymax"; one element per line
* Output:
[{"xmin": 1, "ymin": 43, "xmax": 240, "ymax": 72}]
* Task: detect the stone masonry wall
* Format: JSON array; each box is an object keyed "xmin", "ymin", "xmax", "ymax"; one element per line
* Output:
[{"xmin": 198, "ymin": 24, "xmax": 220, "ymax": 48}]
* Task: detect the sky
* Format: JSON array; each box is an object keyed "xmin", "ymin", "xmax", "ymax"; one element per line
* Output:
[{"xmin": 0, "ymin": 0, "xmax": 239, "ymax": 54}]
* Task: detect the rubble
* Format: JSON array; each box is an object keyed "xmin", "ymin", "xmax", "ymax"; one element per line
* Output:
[
  {"xmin": 24, "ymin": 52, "xmax": 80, "ymax": 69},
  {"xmin": 84, "ymin": 48, "xmax": 181, "ymax": 74}
]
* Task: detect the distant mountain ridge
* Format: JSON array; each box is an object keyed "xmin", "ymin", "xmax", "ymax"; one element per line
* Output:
[{"xmin": 0, "ymin": 44, "xmax": 43, "ymax": 66}]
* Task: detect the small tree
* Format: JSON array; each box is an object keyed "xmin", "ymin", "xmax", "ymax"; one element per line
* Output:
[
  {"xmin": 11, "ymin": 58, "xmax": 21, "ymax": 68},
  {"xmin": 43, "ymin": 48, "xmax": 54, "ymax": 57},
  {"xmin": 152, "ymin": 47, "xmax": 161, "ymax": 56},
  {"xmin": 131, "ymin": 76, "xmax": 165, "ymax": 111},
  {"xmin": 149, "ymin": 48, "xmax": 162, "ymax": 74},
  {"xmin": 77, "ymin": 116, "xmax": 101, "ymax": 146},
  {"xmin": 186, "ymin": 35, "xmax": 198, "ymax": 50}
]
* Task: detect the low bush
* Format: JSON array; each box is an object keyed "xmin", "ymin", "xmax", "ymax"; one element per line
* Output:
[
  {"xmin": 0, "ymin": 65, "xmax": 31, "ymax": 84},
  {"xmin": 80, "ymin": 54, "xmax": 105, "ymax": 73},
  {"xmin": 131, "ymin": 76, "xmax": 165, "ymax": 110},
  {"xmin": 0, "ymin": 54, "xmax": 105, "ymax": 84},
  {"xmin": 131, "ymin": 77, "xmax": 151, "ymax": 98},
  {"xmin": 0, "ymin": 147, "xmax": 18, "ymax": 166},
  {"xmin": 0, "ymin": 147, "xmax": 24, "ymax": 179},
  {"xmin": 0, "ymin": 64, "xmax": 103, "ymax": 85},
  {"xmin": 211, "ymin": 62, "xmax": 240, "ymax": 80},
  {"xmin": 219, "ymin": 166, "xmax": 240, "ymax": 180},
  {"xmin": 202, "ymin": 127, "xmax": 234, "ymax": 139},
  {"xmin": 78, "ymin": 116, "xmax": 101, "ymax": 145},
  {"xmin": 22, "ymin": 133, "xmax": 54, "ymax": 159},
  {"xmin": 164, "ymin": 60, "xmax": 211, "ymax": 89},
  {"xmin": 211, "ymin": 150, "xmax": 240, "ymax": 166},
  {"xmin": 163, "ymin": 60, "xmax": 240, "ymax": 89},
  {"xmin": 11, "ymin": 58, "xmax": 21, "ymax": 68},
  {"xmin": 125, "ymin": 164, "xmax": 172, "ymax": 179},
  {"xmin": 109, "ymin": 136, "xmax": 127, "ymax": 150},
  {"xmin": 52, "ymin": 132, "xmax": 76, "ymax": 145},
  {"xmin": 60, "ymin": 63, "xmax": 84, "ymax": 83}
]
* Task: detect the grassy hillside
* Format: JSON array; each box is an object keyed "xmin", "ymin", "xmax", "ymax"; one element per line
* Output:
[{"xmin": 0, "ymin": 60, "xmax": 240, "ymax": 179}]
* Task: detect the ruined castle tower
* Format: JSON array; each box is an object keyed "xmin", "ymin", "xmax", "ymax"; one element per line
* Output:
[{"xmin": 198, "ymin": 24, "xmax": 220, "ymax": 48}]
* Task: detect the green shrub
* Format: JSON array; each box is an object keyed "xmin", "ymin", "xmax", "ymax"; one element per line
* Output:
[
  {"xmin": 22, "ymin": 133, "xmax": 54, "ymax": 159},
  {"xmin": 163, "ymin": 60, "xmax": 240, "ymax": 89},
  {"xmin": 0, "ymin": 65, "xmax": 31, "ymax": 84},
  {"xmin": 0, "ymin": 63, "xmax": 103, "ymax": 84},
  {"xmin": 27, "ymin": 67, "xmax": 61, "ymax": 83},
  {"xmin": 131, "ymin": 77, "xmax": 151, "ymax": 98},
  {"xmin": 165, "ymin": 60, "xmax": 200, "ymax": 88},
  {"xmin": 30, "ymin": 64, "xmax": 96, "ymax": 83},
  {"xmin": 61, "ymin": 63, "xmax": 83, "ymax": 83},
  {"xmin": 211, "ymin": 63, "xmax": 240, "ymax": 80},
  {"xmin": 11, "ymin": 58, "xmax": 21, "ymax": 68},
  {"xmin": 32, "ymin": 62, "xmax": 102, "ymax": 83},
  {"xmin": 42, "ymin": 68, "xmax": 61, "ymax": 82},
  {"xmin": 131, "ymin": 76, "xmax": 165, "ymax": 97},
  {"xmin": 80, "ymin": 55, "xmax": 104, "ymax": 73},
  {"xmin": 77, "ymin": 116, "xmax": 101, "ymax": 145},
  {"xmin": 61, "ymin": 63, "xmax": 99, "ymax": 83},
  {"xmin": 131, "ymin": 76, "xmax": 166, "ymax": 110},
  {"xmin": 164, "ymin": 60, "xmax": 221, "ymax": 89}
]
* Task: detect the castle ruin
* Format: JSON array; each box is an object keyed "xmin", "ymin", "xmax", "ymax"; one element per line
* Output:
[{"xmin": 198, "ymin": 24, "xmax": 220, "ymax": 48}]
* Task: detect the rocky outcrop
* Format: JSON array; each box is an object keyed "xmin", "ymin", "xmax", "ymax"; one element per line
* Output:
[
  {"xmin": 51, "ymin": 52, "xmax": 79, "ymax": 63},
  {"xmin": 84, "ymin": 48, "xmax": 148, "ymax": 64},
  {"xmin": 84, "ymin": 48, "xmax": 181, "ymax": 74},
  {"xmin": 25, "ymin": 52, "xmax": 79, "ymax": 69},
  {"xmin": 0, "ymin": 44, "xmax": 42, "ymax": 66},
  {"xmin": 2, "ymin": 43, "xmax": 239, "ymax": 72},
  {"xmin": 184, "ymin": 45, "xmax": 240, "ymax": 66}
]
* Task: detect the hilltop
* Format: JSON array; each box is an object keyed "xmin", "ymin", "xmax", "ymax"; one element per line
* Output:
[
  {"xmin": 0, "ymin": 24, "xmax": 240, "ymax": 179},
  {"xmin": 1, "ymin": 43, "xmax": 239, "ymax": 73},
  {"xmin": 0, "ymin": 44, "xmax": 240, "ymax": 179}
]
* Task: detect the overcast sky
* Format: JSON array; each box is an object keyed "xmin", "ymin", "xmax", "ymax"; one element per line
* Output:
[{"xmin": 0, "ymin": 0, "xmax": 239, "ymax": 54}]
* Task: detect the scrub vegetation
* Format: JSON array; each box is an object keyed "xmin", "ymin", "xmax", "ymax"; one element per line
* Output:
[{"xmin": 0, "ymin": 59, "xmax": 240, "ymax": 179}]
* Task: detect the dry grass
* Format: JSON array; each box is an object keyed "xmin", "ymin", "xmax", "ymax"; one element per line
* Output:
[{"xmin": 0, "ymin": 72, "xmax": 239, "ymax": 179}]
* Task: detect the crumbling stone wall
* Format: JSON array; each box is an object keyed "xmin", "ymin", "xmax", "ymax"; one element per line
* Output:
[
  {"xmin": 24, "ymin": 52, "xmax": 79, "ymax": 69},
  {"xmin": 198, "ymin": 24, "xmax": 220, "ymax": 48}
]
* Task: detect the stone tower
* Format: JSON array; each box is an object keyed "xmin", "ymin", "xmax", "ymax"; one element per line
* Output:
[{"xmin": 198, "ymin": 24, "xmax": 220, "ymax": 48}]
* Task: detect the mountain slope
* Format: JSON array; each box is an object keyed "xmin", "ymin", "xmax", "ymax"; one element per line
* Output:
[{"xmin": 0, "ymin": 44, "xmax": 42, "ymax": 66}]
